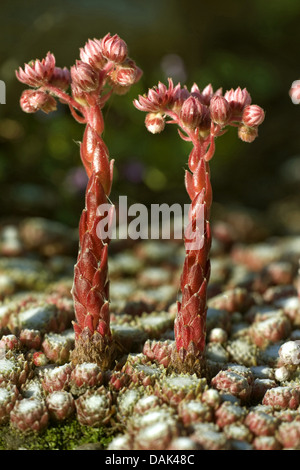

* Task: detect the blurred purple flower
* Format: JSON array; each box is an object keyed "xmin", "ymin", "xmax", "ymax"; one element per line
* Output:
[
  {"xmin": 121, "ymin": 160, "xmax": 145, "ymax": 183},
  {"xmin": 64, "ymin": 166, "xmax": 89, "ymax": 193}
]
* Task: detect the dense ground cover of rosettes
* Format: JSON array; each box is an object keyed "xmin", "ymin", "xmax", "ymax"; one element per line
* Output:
[{"xmin": 1, "ymin": 215, "xmax": 300, "ymax": 450}]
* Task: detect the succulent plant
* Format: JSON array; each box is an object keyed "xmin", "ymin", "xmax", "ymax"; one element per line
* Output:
[
  {"xmin": 143, "ymin": 339, "xmax": 174, "ymax": 368},
  {"xmin": 75, "ymin": 386, "xmax": 114, "ymax": 427},
  {"xmin": 0, "ymin": 334, "xmax": 21, "ymax": 352},
  {"xmin": 132, "ymin": 394, "xmax": 162, "ymax": 415},
  {"xmin": 134, "ymin": 419, "xmax": 180, "ymax": 450},
  {"xmin": 178, "ymin": 399, "xmax": 213, "ymax": 427},
  {"xmin": 69, "ymin": 362, "xmax": 104, "ymax": 395},
  {"xmin": 42, "ymin": 331, "xmax": 74, "ymax": 364},
  {"xmin": 154, "ymin": 373, "xmax": 207, "ymax": 406},
  {"xmin": 46, "ymin": 391, "xmax": 75, "ymax": 421},
  {"xmin": 10, "ymin": 397, "xmax": 49, "ymax": 432},
  {"xmin": 262, "ymin": 386, "xmax": 300, "ymax": 410},
  {"xmin": 121, "ymin": 354, "xmax": 166, "ymax": 387},
  {"xmin": 41, "ymin": 363, "xmax": 73, "ymax": 393},
  {"xmin": 0, "ymin": 353, "xmax": 31, "ymax": 386},
  {"xmin": 127, "ymin": 405, "xmax": 180, "ymax": 442},
  {"xmin": 116, "ymin": 386, "xmax": 146, "ymax": 424},
  {"xmin": 244, "ymin": 410, "xmax": 280, "ymax": 436},
  {"xmin": 107, "ymin": 433, "xmax": 134, "ymax": 450},
  {"xmin": 20, "ymin": 377, "xmax": 44, "ymax": 399},
  {"xmin": 215, "ymin": 401, "xmax": 247, "ymax": 428},
  {"xmin": 190, "ymin": 422, "xmax": 230, "ymax": 450},
  {"xmin": 19, "ymin": 329, "xmax": 42, "ymax": 350},
  {"xmin": 0, "ymin": 383, "xmax": 19, "ymax": 424},
  {"xmin": 253, "ymin": 435, "xmax": 282, "ymax": 450},
  {"xmin": 276, "ymin": 421, "xmax": 300, "ymax": 449},
  {"xmin": 211, "ymin": 369, "xmax": 252, "ymax": 401}
]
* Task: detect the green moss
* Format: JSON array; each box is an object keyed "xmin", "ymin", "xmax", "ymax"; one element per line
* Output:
[{"xmin": 0, "ymin": 420, "xmax": 115, "ymax": 450}]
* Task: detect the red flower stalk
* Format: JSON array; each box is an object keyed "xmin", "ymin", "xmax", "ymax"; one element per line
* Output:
[
  {"xmin": 134, "ymin": 80, "xmax": 264, "ymax": 374},
  {"xmin": 16, "ymin": 33, "xmax": 142, "ymax": 369}
]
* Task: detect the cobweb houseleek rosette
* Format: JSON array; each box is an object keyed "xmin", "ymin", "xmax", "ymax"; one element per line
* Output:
[
  {"xmin": 134, "ymin": 80, "xmax": 264, "ymax": 374},
  {"xmin": 16, "ymin": 33, "xmax": 142, "ymax": 368}
]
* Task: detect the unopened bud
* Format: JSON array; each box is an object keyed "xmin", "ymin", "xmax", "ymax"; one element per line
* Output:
[
  {"xmin": 20, "ymin": 89, "xmax": 57, "ymax": 114},
  {"xmin": 50, "ymin": 66, "xmax": 71, "ymax": 91},
  {"xmin": 200, "ymin": 83, "xmax": 214, "ymax": 105},
  {"xmin": 242, "ymin": 104, "xmax": 265, "ymax": 127},
  {"xmin": 16, "ymin": 52, "xmax": 56, "ymax": 87},
  {"xmin": 110, "ymin": 63, "xmax": 138, "ymax": 87},
  {"xmin": 101, "ymin": 33, "xmax": 128, "ymax": 63},
  {"xmin": 171, "ymin": 85, "xmax": 190, "ymax": 112},
  {"xmin": 224, "ymin": 87, "xmax": 252, "ymax": 115},
  {"xmin": 210, "ymin": 95, "xmax": 231, "ymax": 126},
  {"xmin": 180, "ymin": 96, "xmax": 203, "ymax": 129},
  {"xmin": 80, "ymin": 38, "xmax": 106, "ymax": 70},
  {"xmin": 70, "ymin": 61, "xmax": 99, "ymax": 93},
  {"xmin": 145, "ymin": 113, "xmax": 165, "ymax": 134},
  {"xmin": 238, "ymin": 124, "xmax": 258, "ymax": 143}
]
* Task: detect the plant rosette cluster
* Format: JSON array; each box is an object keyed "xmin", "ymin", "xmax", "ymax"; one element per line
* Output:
[{"xmin": 134, "ymin": 80, "xmax": 264, "ymax": 373}]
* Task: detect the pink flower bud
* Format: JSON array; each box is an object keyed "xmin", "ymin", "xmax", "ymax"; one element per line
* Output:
[
  {"xmin": 16, "ymin": 52, "xmax": 56, "ymax": 87},
  {"xmin": 171, "ymin": 85, "xmax": 190, "ymax": 112},
  {"xmin": 180, "ymin": 96, "xmax": 204, "ymax": 129},
  {"xmin": 242, "ymin": 105, "xmax": 265, "ymax": 127},
  {"xmin": 190, "ymin": 83, "xmax": 201, "ymax": 99},
  {"xmin": 70, "ymin": 60, "xmax": 99, "ymax": 93},
  {"xmin": 110, "ymin": 61, "xmax": 138, "ymax": 87},
  {"xmin": 210, "ymin": 95, "xmax": 231, "ymax": 126},
  {"xmin": 50, "ymin": 67, "xmax": 71, "ymax": 91},
  {"xmin": 200, "ymin": 83, "xmax": 214, "ymax": 105},
  {"xmin": 145, "ymin": 113, "xmax": 165, "ymax": 134},
  {"xmin": 20, "ymin": 89, "xmax": 57, "ymax": 114},
  {"xmin": 80, "ymin": 38, "xmax": 106, "ymax": 70},
  {"xmin": 101, "ymin": 33, "xmax": 128, "ymax": 63},
  {"xmin": 133, "ymin": 79, "xmax": 174, "ymax": 113},
  {"xmin": 224, "ymin": 87, "xmax": 252, "ymax": 115},
  {"xmin": 290, "ymin": 80, "xmax": 300, "ymax": 105},
  {"xmin": 238, "ymin": 124, "xmax": 258, "ymax": 143}
]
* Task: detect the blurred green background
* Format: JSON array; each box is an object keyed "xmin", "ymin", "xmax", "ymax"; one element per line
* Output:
[{"xmin": 1, "ymin": 0, "xmax": 300, "ymax": 235}]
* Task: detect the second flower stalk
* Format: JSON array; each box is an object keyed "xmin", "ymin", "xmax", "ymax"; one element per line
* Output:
[{"xmin": 134, "ymin": 80, "xmax": 265, "ymax": 374}]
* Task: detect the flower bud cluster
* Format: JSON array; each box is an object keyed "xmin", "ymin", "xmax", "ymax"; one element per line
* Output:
[
  {"xmin": 134, "ymin": 80, "xmax": 264, "ymax": 142},
  {"xmin": 77, "ymin": 33, "xmax": 142, "ymax": 98},
  {"xmin": 16, "ymin": 33, "xmax": 142, "ymax": 115}
]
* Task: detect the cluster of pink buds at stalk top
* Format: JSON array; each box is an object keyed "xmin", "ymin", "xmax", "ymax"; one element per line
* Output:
[
  {"xmin": 134, "ymin": 79, "xmax": 265, "ymax": 374},
  {"xmin": 16, "ymin": 32, "xmax": 142, "ymax": 130},
  {"xmin": 134, "ymin": 80, "xmax": 264, "ymax": 145}
]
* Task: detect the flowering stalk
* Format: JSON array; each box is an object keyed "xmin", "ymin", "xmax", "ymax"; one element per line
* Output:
[
  {"xmin": 134, "ymin": 80, "xmax": 264, "ymax": 373},
  {"xmin": 16, "ymin": 33, "xmax": 142, "ymax": 368}
]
